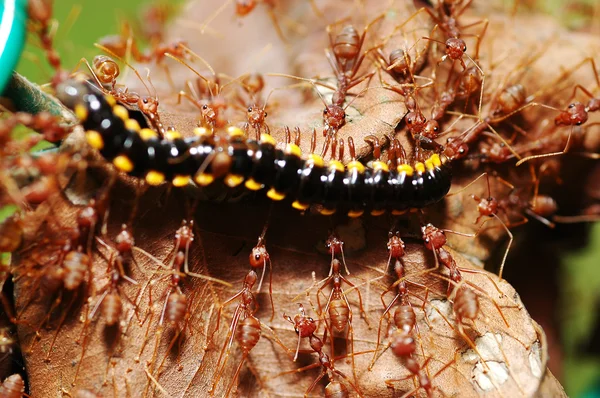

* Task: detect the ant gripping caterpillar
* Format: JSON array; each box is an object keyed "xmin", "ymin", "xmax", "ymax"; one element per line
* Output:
[{"xmin": 57, "ymin": 79, "xmax": 452, "ymax": 216}]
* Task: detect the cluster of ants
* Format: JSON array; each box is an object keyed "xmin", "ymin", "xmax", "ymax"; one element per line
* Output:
[{"xmin": 1, "ymin": 0, "xmax": 600, "ymax": 396}]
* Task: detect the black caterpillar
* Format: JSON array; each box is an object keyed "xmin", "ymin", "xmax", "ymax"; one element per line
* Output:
[{"xmin": 57, "ymin": 80, "xmax": 452, "ymax": 217}]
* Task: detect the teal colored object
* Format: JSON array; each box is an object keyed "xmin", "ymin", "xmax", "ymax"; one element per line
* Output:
[{"xmin": 0, "ymin": 0, "xmax": 28, "ymax": 94}]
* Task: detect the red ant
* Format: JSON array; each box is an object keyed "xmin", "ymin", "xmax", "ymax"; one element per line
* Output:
[
  {"xmin": 88, "ymin": 44, "xmax": 166, "ymax": 136},
  {"xmin": 248, "ymin": 225, "xmax": 274, "ymax": 321},
  {"xmin": 281, "ymin": 303, "xmax": 364, "ymax": 398},
  {"xmin": 168, "ymin": 49, "xmax": 240, "ymax": 130},
  {"xmin": 209, "ymin": 270, "xmax": 289, "ymax": 397},
  {"xmin": 316, "ymin": 258, "xmax": 369, "ymax": 383},
  {"xmin": 369, "ymin": 234, "xmax": 430, "ymax": 370}
]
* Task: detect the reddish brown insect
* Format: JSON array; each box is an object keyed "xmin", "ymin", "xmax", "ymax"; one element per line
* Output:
[
  {"xmin": 248, "ymin": 227, "xmax": 275, "ymax": 320},
  {"xmin": 282, "ymin": 303, "xmax": 364, "ymax": 398},
  {"xmin": 209, "ymin": 270, "xmax": 288, "ymax": 397},
  {"xmin": 88, "ymin": 45, "xmax": 167, "ymax": 136},
  {"xmin": 316, "ymin": 258, "xmax": 369, "ymax": 383}
]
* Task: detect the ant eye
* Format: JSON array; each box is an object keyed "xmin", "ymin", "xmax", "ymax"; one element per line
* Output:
[
  {"xmin": 323, "ymin": 108, "xmax": 328, "ymax": 114},
  {"xmin": 202, "ymin": 104, "xmax": 208, "ymax": 110},
  {"xmin": 568, "ymin": 103, "xmax": 575, "ymax": 108},
  {"xmin": 264, "ymin": 112, "xmax": 267, "ymax": 117},
  {"xmin": 254, "ymin": 254, "xmax": 261, "ymax": 260},
  {"xmin": 248, "ymin": 107, "xmax": 252, "ymax": 112},
  {"xmin": 463, "ymin": 46, "xmax": 467, "ymax": 52},
  {"xmin": 143, "ymin": 98, "xmax": 148, "ymax": 104}
]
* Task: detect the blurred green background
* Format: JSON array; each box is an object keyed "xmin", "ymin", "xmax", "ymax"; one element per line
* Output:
[{"xmin": 12, "ymin": 0, "xmax": 600, "ymax": 397}]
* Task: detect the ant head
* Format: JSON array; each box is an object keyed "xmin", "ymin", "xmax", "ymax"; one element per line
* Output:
[
  {"xmin": 421, "ymin": 223, "xmax": 446, "ymax": 251},
  {"xmin": 445, "ymin": 37, "xmax": 467, "ymax": 60},
  {"xmin": 323, "ymin": 105, "xmax": 346, "ymax": 130},
  {"xmin": 249, "ymin": 245, "xmax": 269, "ymax": 269},
  {"xmin": 476, "ymin": 196, "xmax": 499, "ymax": 217},
  {"xmin": 247, "ymin": 105, "xmax": 267, "ymax": 124},
  {"xmin": 423, "ymin": 120, "xmax": 440, "ymax": 139},
  {"xmin": 236, "ymin": 0, "xmax": 257, "ymax": 16},
  {"xmin": 115, "ymin": 225, "xmax": 134, "ymax": 253},
  {"xmin": 138, "ymin": 96, "xmax": 158, "ymax": 114},
  {"xmin": 444, "ymin": 136, "xmax": 469, "ymax": 160},
  {"xmin": 405, "ymin": 110, "xmax": 425, "ymax": 131}
]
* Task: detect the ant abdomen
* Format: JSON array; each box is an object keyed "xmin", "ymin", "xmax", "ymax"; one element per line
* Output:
[
  {"xmin": 0, "ymin": 374, "xmax": 25, "ymax": 398},
  {"xmin": 497, "ymin": 84, "xmax": 527, "ymax": 115},
  {"xmin": 102, "ymin": 292, "xmax": 122, "ymax": 326},
  {"xmin": 166, "ymin": 292, "xmax": 187, "ymax": 326},
  {"xmin": 393, "ymin": 305, "xmax": 416, "ymax": 333},
  {"xmin": 390, "ymin": 332, "xmax": 416, "ymax": 357},
  {"xmin": 333, "ymin": 26, "xmax": 360, "ymax": 60},
  {"xmin": 454, "ymin": 287, "xmax": 479, "ymax": 322},
  {"xmin": 62, "ymin": 251, "xmax": 89, "ymax": 290},
  {"xmin": 93, "ymin": 55, "xmax": 120, "ymax": 86},
  {"xmin": 235, "ymin": 315, "xmax": 261, "ymax": 353},
  {"xmin": 328, "ymin": 298, "xmax": 350, "ymax": 332}
]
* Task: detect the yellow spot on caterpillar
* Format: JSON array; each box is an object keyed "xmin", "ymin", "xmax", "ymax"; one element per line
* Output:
[
  {"xmin": 371, "ymin": 209, "xmax": 386, "ymax": 216},
  {"xmin": 145, "ymin": 171, "xmax": 165, "ymax": 186},
  {"xmin": 113, "ymin": 105, "xmax": 129, "ymax": 121},
  {"xmin": 140, "ymin": 128, "xmax": 158, "ymax": 140},
  {"xmin": 194, "ymin": 127, "xmax": 211, "ymax": 137},
  {"xmin": 260, "ymin": 133, "xmax": 276, "ymax": 146},
  {"xmin": 85, "ymin": 130, "xmax": 103, "ymax": 150},
  {"xmin": 415, "ymin": 162, "xmax": 426, "ymax": 173},
  {"xmin": 165, "ymin": 130, "xmax": 182, "ymax": 140},
  {"xmin": 397, "ymin": 164, "xmax": 414, "ymax": 176},
  {"xmin": 392, "ymin": 209, "xmax": 408, "ymax": 216},
  {"xmin": 286, "ymin": 143, "xmax": 302, "ymax": 157},
  {"xmin": 113, "ymin": 155, "xmax": 134, "ymax": 172},
  {"xmin": 74, "ymin": 104, "xmax": 88, "ymax": 121},
  {"xmin": 224, "ymin": 174, "xmax": 244, "ymax": 187},
  {"xmin": 431, "ymin": 154, "xmax": 442, "ymax": 167},
  {"xmin": 292, "ymin": 201, "xmax": 310, "ymax": 211},
  {"xmin": 372, "ymin": 161, "xmax": 389, "ymax": 172},
  {"xmin": 105, "ymin": 95, "xmax": 117, "ymax": 107},
  {"xmin": 320, "ymin": 208, "xmax": 336, "ymax": 216},
  {"xmin": 308, "ymin": 154, "xmax": 324, "ymax": 168},
  {"xmin": 172, "ymin": 175, "xmax": 190, "ymax": 187},
  {"xmin": 245, "ymin": 178, "xmax": 263, "ymax": 191},
  {"xmin": 227, "ymin": 125, "xmax": 245, "ymax": 138},
  {"xmin": 348, "ymin": 210, "xmax": 364, "ymax": 218},
  {"xmin": 194, "ymin": 173, "xmax": 214, "ymax": 186},
  {"xmin": 328, "ymin": 160, "xmax": 344, "ymax": 173},
  {"xmin": 347, "ymin": 161, "xmax": 365, "ymax": 173},
  {"xmin": 425, "ymin": 158, "xmax": 435, "ymax": 171},
  {"xmin": 125, "ymin": 118, "xmax": 141, "ymax": 132},
  {"xmin": 267, "ymin": 188, "xmax": 286, "ymax": 201}
]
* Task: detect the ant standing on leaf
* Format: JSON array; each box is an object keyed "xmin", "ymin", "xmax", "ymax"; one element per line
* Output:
[
  {"xmin": 280, "ymin": 303, "xmax": 365, "ymax": 398},
  {"xmin": 208, "ymin": 270, "xmax": 290, "ymax": 397}
]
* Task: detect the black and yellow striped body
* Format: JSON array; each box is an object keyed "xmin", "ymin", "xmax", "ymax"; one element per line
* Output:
[{"xmin": 60, "ymin": 80, "xmax": 452, "ymax": 216}]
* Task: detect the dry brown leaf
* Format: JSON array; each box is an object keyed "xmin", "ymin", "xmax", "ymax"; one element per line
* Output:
[{"xmin": 14, "ymin": 0, "xmax": 600, "ymax": 396}]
